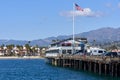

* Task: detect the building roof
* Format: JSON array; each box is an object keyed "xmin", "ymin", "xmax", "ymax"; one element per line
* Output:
[{"xmin": 51, "ymin": 37, "xmax": 87, "ymax": 45}]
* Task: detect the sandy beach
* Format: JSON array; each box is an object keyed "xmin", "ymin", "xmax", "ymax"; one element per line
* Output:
[{"xmin": 0, "ymin": 56, "xmax": 44, "ymax": 59}]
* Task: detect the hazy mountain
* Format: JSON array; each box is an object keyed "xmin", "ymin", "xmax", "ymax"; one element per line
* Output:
[
  {"xmin": 44, "ymin": 27, "xmax": 120, "ymax": 43},
  {"xmin": 0, "ymin": 27, "xmax": 120, "ymax": 46},
  {"xmin": 76, "ymin": 27, "xmax": 120, "ymax": 42},
  {"xmin": 0, "ymin": 40, "xmax": 28, "ymax": 46}
]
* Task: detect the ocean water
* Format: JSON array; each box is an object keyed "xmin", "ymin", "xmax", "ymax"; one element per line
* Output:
[{"xmin": 0, "ymin": 59, "xmax": 119, "ymax": 80}]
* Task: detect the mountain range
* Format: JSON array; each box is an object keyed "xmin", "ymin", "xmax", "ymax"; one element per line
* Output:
[{"xmin": 0, "ymin": 27, "xmax": 120, "ymax": 46}]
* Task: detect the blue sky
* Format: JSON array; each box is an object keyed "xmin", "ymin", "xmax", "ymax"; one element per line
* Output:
[{"xmin": 0, "ymin": 0, "xmax": 120, "ymax": 40}]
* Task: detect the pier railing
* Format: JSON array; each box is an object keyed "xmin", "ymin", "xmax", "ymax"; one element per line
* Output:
[
  {"xmin": 62, "ymin": 55, "xmax": 120, "ymax": 62},
  {"xmin": 46, "ymin": 54, "xmax": 120, "ymax": 63}
]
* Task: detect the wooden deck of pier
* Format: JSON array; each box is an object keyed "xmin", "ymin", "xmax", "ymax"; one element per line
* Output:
[{"xmin": 46, "ymin": 55, "xmax": 120, "ymax": 77}]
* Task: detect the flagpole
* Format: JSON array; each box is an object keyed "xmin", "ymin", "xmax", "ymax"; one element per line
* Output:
[{"xmin": 72, "ymin": 3, "xmax": 75, "ymax": 54}]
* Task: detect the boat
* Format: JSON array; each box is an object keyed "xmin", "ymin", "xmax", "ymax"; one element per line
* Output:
[{"xmin": 45, "ymin": 38, "xmax": 88, "ymax": 57}]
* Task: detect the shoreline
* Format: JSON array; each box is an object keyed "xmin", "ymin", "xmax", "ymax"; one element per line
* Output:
[{"xmin": 0, "ymin": 56, "xmax": 45, "ymax": 59}]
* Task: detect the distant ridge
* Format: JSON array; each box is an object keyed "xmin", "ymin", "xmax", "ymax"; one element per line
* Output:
[
  {"xmin": 44, "ymin": 27, "xmax": 120, "ymax": 43},
  {"xmin": 0, "ymin": 27, "xmax": 120, "ymax": 46},
  {"xmin": 79, "ymin": 27, "xmax": 120, "ymax": 42}
]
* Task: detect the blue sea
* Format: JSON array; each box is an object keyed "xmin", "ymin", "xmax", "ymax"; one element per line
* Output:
[{"xmin": 0, "ymin": 59, "xmax": 119, "ymax": 80}]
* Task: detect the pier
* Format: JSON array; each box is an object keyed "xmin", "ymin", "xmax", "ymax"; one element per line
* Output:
[{"xmin": 46, "ymin": 55, "xmax": 120, "ymax": 77}]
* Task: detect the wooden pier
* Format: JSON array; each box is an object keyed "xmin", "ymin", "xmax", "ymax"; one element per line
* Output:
[{"xmin": 46, "ymin": 55, "xmax": 120, "ymax": 77}]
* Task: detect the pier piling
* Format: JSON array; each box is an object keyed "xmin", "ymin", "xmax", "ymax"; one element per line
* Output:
[{"xmin": 46, "ymin": 56, "xmax": 120, "ymax": 77}]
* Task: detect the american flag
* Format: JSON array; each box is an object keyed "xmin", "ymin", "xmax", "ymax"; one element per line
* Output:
[{"xmin": 75, "ymin": 3, "xmax": 83, "ymax": 11}]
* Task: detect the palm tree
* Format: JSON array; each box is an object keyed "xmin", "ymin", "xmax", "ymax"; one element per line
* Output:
[
  {"xmin": 31, "ymin": 47, "xmax": 37, "ymax": 56},
  {"xmin": 16, "ymin": 45, "xmax": 23, "ymax": 56},
  {"xmin": 0, "ymin": 44, "xmax": 5, "ymax": 49},
  {"xmin": 6, "ymin": 44, "xmax": 15, "ymax": 56},
  {"xmin": 25, "ymin": 43, "xmax": 31, "ymax": 56},
  {"xmin": 93, "ymin": 39, "xmax": 96, "ymax": 47},
  {"xmin": 0, "ymin": 44, "xmax": 5, "ymax": 55}
]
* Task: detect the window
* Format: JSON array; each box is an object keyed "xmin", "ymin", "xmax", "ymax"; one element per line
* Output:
[
  {"xmin": 62, "ymin": 50, "xmax": 66, "ymax": 54},
  {"xmin": 94, "ymin": 50, "xmax": 97, "ymax": 52},
  {"xmin": 45, "ymin": 49, "xmax": 59, "ymax": 54},
  {"xmin": 67, "ymin": 50, "xmax": 72, "ymax": 54},
  {"xmin": 98, "ymin": 50, "xmax": 103, "ymax": 53},
  {"xmin": 61, "ymin": 43, "xmax": 71, "ymax": 46}
]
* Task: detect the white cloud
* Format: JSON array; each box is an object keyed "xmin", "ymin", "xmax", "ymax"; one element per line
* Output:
[{"xmin": 60, "ymin": 8, "xmax": 103, "ymax": 17}]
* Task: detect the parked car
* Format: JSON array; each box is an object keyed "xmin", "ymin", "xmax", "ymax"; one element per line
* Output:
[
  {"xmin": 103, "ymin": 52, "xmax": 118, "ymax": 57},
  {"xmin": 87, "ymin": 47, "xmax": 106, "ymax": 56},
  {"xmin": 118, "ymin": 52, "xmax": 120, "ymax": 56}
]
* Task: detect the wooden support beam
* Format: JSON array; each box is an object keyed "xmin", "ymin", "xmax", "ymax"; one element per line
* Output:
[
  {"xmin": 89, "ymin": 61, "xmax": 92, "ymax": 72},
  {"xmin": 111, "ymin": 63, "xmax": 114, "ymax": 77},
  {"xmin": 94, "ymin": 62, "xmax": 96, "ymax": 73},
  {"xmin": 115, "ymin": 63, "xmax": 118, "ymax": 77},
  {"xmin": 79, "ymin": 60, "xmax": 82, "ymax": 70},
  {"xmin": 63, "ymin": 59, "xmax": 65, "ymax": 67},
  {"xmin": 99, "ymin": 63, "xmax": 101, "ymax": 75},
  {"xmin": 105, "ymin": 64, "xmax": 107, "ymax": 75},
  {"xmin": 84, "ymin": 61, "xmax": 86, "ymax": 71}
]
